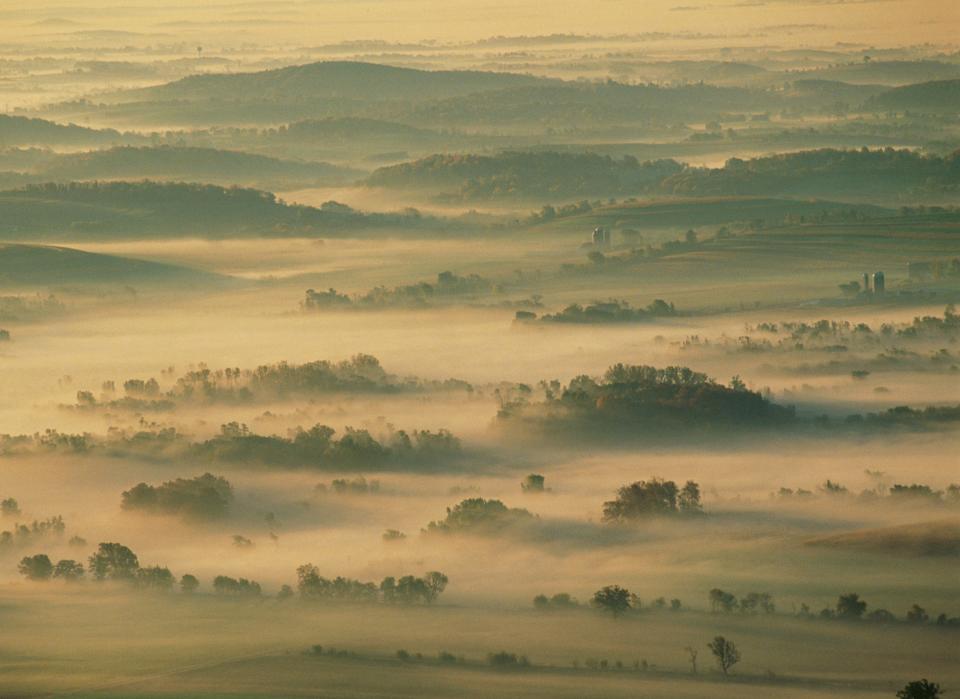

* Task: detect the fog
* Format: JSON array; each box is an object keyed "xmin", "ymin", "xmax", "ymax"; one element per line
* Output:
[{"xmin": 0, "ymin": 2, "xmax": 958, "ymax": 697}]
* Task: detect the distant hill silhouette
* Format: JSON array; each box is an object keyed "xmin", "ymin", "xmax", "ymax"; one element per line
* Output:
[
  {"xmin": 866, "ymin": 79, "xmax": 960, "ymax": 113},
  {"xmin": 78, "ymin": 61, "xmax": 781, "ymax": 129},
  {"xmin": 0, "ymin": 181, "xmax": 436, "ymax": 240},
  {"xmin": 114, "ymin": 61, "xmax": 548, "ymax": 104},
  {"xmin": 0, "ymin": 115, "xmax": 139, "ymax": 148},
  {"xmin": 806, "ymin": 519, "xmax": 960, "ymax": 557},
  {"xmin": 365, "ymin": 147, "xmax": 959, "ymax": 203},
  {"xmin": 801, "ymin": 60, "xmax": 960, "ymax": 86},
  {"xmin": 366, "ymin": 151, "xmax": 682, "ymax": 201},
  {"xmin": 17, "ymin": 146, "xmax": 362, "ymax": 188},
  {"xmin": 657, "ymin": 148, "xmax": 960, "ymax": 202}
]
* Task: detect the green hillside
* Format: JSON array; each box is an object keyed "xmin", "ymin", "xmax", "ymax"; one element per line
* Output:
[
  {"xmin": 865, "ymin": 79, "xmax": 960, "ymax": 113},
  {"xmin": 0, "ymin": 243, "xmax": 228, "ymax": 287},
  {"xmin": 0, "ymin": 181, "xmax": 438, "ymax": 240},
  {"xmin": 14, "ymin": 146, "xmax": 363, "ymax": 189}
]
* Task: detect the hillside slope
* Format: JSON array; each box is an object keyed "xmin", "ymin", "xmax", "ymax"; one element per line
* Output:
[
  {"xmin": 110, "ymin": 61, "xmax": 549, "ymax": 104},
  {"xmin": 0, "ymin": 243, "xmax": 229, "ymax": 287},
  {"xmin": 865, "ymin": 79, "xmax": 960, "ymax": 113},
  {"xmin": 12, "ymin": 146, "xmax": 363, "ymax": 189},
  {"xmin": 0, "ymin": 181, "xmax": 438, "ymax": 240}
]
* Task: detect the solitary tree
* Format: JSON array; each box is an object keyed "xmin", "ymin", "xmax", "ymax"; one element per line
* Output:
[
  {"xmin": 684, "ymin": 646, "xmax": 698, "ymax": 675},
  {"xmin": 592, "ymin": 585, "xmax": 632, "ymax": 617},
  {"xmin": 424, "ymin": 571, "xmax": 449, "ymax": 602},
  {"xmin": 896, "ymin": 679, "xmax": 941, "ymax": 699},
  {"xmin": 603, "ymin": 479, "xmax": 680, "ymax": 521},
  {"xmin": 1, "ymin": 497, "xmax": 20, "ymax": 517},
  {"xmin": 521, "ymin": 474, "xmax": 546, "ymax": 493},
  {"xmin": 88, "ymin": 542, "xmax": 139, "ymax": 582},
  {"xmin": 707, "ymin": 636, "xmax": 741, "ymax": 676},
  {"xmin": 180, "ymin": 574, "xmax": 199, "ymax": 593},
  {"xmin": 836, "ymin": 592, "xmax": 867, "ymax": 620},
  {"xmin": 18, "ymin": 554, "xmax": 53, "ymax": 581},
  {"xmin": 906, "ymin": 605, "xmax": 929, "ymax": 624}
]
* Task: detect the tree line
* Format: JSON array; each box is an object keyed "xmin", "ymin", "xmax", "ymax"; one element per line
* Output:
[{"xmin": 17, "ymin": 542, "xmax": 450, "ymax": 607}]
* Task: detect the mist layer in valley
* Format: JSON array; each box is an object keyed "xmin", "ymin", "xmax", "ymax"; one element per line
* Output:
[{"xmin": 0, "ymin": 3, "xmax": 958, "ymax": 698}]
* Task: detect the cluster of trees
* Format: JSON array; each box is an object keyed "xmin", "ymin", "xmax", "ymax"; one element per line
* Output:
[
  {"xmin": 73, "ymin": 355, "xmax": 469, "ymax": 411},
  {"xmin": 681, "ymin": 323, "xmax": 960, "ymax": 382},
  {"xmin": 487, "ymin": 651, "xmax": 531, "ymax": 668},
  {"xmin": 121, "ymin": 473, "xmax": 233, "ymax": 520},
  {"xmin": 533, "ymin": 592, "xmax": 579, "ymax": 609},
  {"xmin": 382, "ymin": 529, "xmax": 407, "ymax": 542},
  {"xmin": 424, "ymin": 498, "xmax": 535, "ymax": 534},
  {"xmin": 602, "ymin": 478, "xmax": 702, "ymax": 522},
  {"xmin": 497, "ymin": 363, "xmax": 795, "ymax": 437},
  {"xmin": 799, "ymin": 593, "xmax": 960, "ymax": 627},
  {"xmin": 317, "ymin": 476, "xmax": 381, "ymax": 495},
  {"xmin": 528, "ymin": 299, "xmax": 676, "ymax": 324},
  {"xmin": 559, "ymin": 584, "xmax": 958, "ymax": 631},
  {"xmin": 0, "ymin": 421, "xmax": 462, "ymax": 472},
  {"xmin": 588, "ymin": 587, "xmax": 744, "ymax": 675},
  {"xmin": 212, "ymin": 575, "xmax": 262, "ymax": 596},
  {"xmin": 18, "ymin": 554, "xmax": 84, "ymax": 582},
  {"xmin": 841, "ymin": 405, "xmax": 960, "ymax": 431},
  {"xmin": 742, "ymin": 307, "xmax": 959, "ymax": 350},
  {"xmin": 556, "ymin": 232, "xmax": 709, "ymax": 277},
  {"xmin": 1, "ymin": 515, "xmax": 66, "ymax": 548},
  {"xmin": 708, "ymin": 589, "xmax": 775, "ymax": 614},
  {"xmin": 525, "ymin": 199, "xmax": 598, "ymax": 224},
  {"xmin": 1, "ymin": 497, "xmax": 20, "ymax": 516},
  {"xmin": 537, "ymin": 590, "xmax": 685, "ymax": 612},
  {"xmin": 296, "ymin": 564, "xmax": 447, "ymax": 605},
  {"xmin": 196, "ymin": 422, "xmax": 461, "ymax": 471},
  {"xmin": 778, "ymin": 479, "xmax": 960, "ymax": 505},
  {"xmin": 520, "ymin": 473, "xmax": 546, "ymax": 493},
  {"xmin": 18, "ymin": 541, "xmax": 263, "ymax": 596},
  {"xmin": 303, "ymin": 271, "xmax": 494, "ymax": 310},
  {"xmin": 0, "ymin": 294, "xmax": 64, "ymax": 322}
]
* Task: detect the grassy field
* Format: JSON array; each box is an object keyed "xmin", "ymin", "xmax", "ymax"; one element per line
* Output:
[{"xmin": 0, "ymin": 590, "xmax": 955, "ymax": 698}]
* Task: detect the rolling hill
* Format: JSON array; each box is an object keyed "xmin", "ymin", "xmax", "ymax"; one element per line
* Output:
[
  {"xmin": 366, "ymin": 152, "xmax": 683, "ymax": 201},
  {"xmin": 797, "ymin": 60, "xmax": 960, "ymax": 86},
  {"xmin": 0, "ymin": 115, "xmax": 141, "ymax": 148},
  {"xmin": 108, "ymin": 61, "xmax": 549, "ymax": 104},
  {"xmin": 366, "ymin": 147, "xmax": 959, "ymax": 204},
  {"xmin": 0, "ymin": 181, "xmax": 441, "ymax": 240},
  {"xmin": 5, "ymin": 146, "xmax": 363, "ymax": 189},
  {"xmin": 865, "ymin": 79, "xmax": 960, "ymax": 113},
  {"xmin": 0, "ymin": 243, "xmax": 229, "ymax": 287},
  {"xmin": 656, "ymin": 148, "xmax": 960, "ymax": 203},
  {"xmin": 41, "ymin": 61, "xmax": 782, "ymax": 130},
  {"xmin": 527, "ymin": 196, "xmax": 894, "ymax": 234},
  {"xmin": 805, "ymin": 519, "xmax": 960, "ymax": 557}
]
